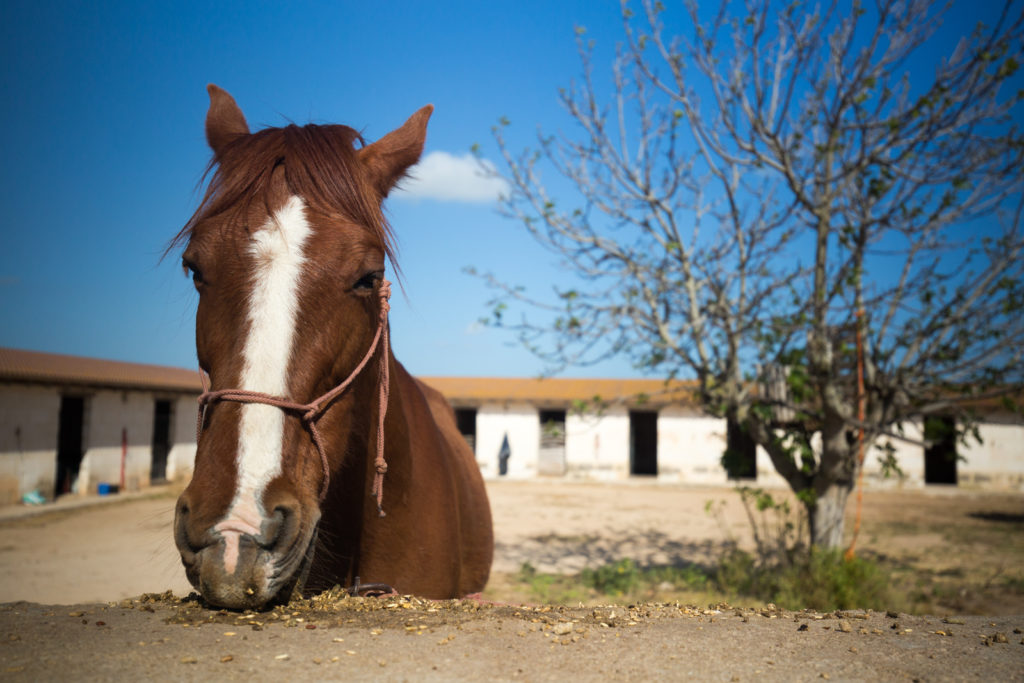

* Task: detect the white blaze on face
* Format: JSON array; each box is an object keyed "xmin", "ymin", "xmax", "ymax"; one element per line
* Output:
[{"xmin": 217, "ymin": 195, "xmax": 311, "ymax": 573}]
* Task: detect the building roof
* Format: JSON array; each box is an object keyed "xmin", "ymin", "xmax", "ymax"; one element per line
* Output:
[
  {"xmin": 0, "ymin": 347, "xmax": 698, "ymax": 408},
  {"xmin": 420, "ymin": 376, "xmax": 699, "ymax": 409},
  {"xmin": 3, "ymin": 347, "xmax": 1017, "ymax": 420},
  {"xmin": 0, "ymin": 347, "xmax": 202, "ymax": 394}
]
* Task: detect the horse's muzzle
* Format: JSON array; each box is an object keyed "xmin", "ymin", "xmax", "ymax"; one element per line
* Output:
[{"xmin": 173, "ymin": 497, "xmax": 317, "ymax": 610}]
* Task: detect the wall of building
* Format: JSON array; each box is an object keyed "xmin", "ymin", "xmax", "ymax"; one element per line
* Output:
[
  {"xmin": 847, "ymin": 421, "xmax": 1024, "ymax": 491},
  {"xmin": 857, "ymin": 422, "xmax": 926, "ymax": 488},
  {"xmin": 752, "ymin": 421, "xmax": 1024, "ymax": 492},
  {"xmin": 0, "ymin": 384, "xmax": 61, "ymax": 505},
  {"xmin": 0, "ymin": 384, "xmax": 200, "ymax": 504},
  {"xmin": 476, "ymin": 403, "xmax": 540, "ymax": 479},
  {"xmin": 954, "ymin": 423, "xmax": 1024, "ymax": 489},
  {"xmin": 166, "ymin": 396, "xmax": 198, "ymax": 482},
  {"xmin": 657, "ymin": 408, "xmax": 726, "ymax": 483},
  {"xmin": 471, "ymin": 403, "xmax": 1022, "ymax": 492},
  {"xmin": 564, "ymin": 407, "xmax": 631, "ymax": 480},
  {"xmin": 3, "ymin": 377, "xmax": 1021, "ymax": 503},
  {"xmin": 77, "ymin": 390, "xmax": 155, "ymax": 494}
]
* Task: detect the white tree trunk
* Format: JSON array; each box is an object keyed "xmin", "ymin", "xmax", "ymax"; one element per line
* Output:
[{"xmin": 807, "ymin": 482, "xmax": 852, "ymax": 550}]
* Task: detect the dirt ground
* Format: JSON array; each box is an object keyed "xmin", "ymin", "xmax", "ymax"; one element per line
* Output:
[{"xmin": 1, "ymin": 480, "xmax": 1023, "ymax": 680}]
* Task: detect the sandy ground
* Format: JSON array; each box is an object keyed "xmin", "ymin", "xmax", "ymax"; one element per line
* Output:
[
  {"xmin": 3, "ymin": 599, "xmax": 1022, "ymax": 681},
  {"xmin": 0, "ymin": 480, "xmax": 757, "ymax": 605},
  {"xmin": 1, "ymin": 480, "xmax": 1023, "ymax": 680},
  {"xmin": 2, "ymin": 479, "xmax": 1022, "ymax": 605}
]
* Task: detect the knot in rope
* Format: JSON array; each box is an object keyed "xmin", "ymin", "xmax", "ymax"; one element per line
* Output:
[{"xmin": 378, "ymin": 280, "xmax": 391, "ymax": 317}]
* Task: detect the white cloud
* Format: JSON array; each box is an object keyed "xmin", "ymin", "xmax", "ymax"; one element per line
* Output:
[{"xmin": 394, "ymin": 151, "xmax": 509, "ymax": 203}]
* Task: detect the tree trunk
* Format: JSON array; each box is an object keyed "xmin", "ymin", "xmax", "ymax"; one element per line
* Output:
[{"xmin": 806, "ymin": 481, "xmax": 852, "ymax": 550}]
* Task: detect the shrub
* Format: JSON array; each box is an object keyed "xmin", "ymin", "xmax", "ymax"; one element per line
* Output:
[
  {"xmin": 710, "ymin": 546, "xmax": 892, "ymax": 611},
  {"xmin": 581, "ymin": 558, "xmax": 641, "ymax": 596},
  {"xmin": 770, "ymin": 548, "xmax": 891, "ymax": 611}
]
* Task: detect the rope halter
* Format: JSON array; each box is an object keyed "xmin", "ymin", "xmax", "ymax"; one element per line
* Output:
[{"xmin": 195, "ymin": 279, "xmax": 393, "ymax": 516}]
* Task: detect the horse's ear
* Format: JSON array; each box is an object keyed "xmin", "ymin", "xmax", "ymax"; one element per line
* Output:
[
  {"xmin": 205, "ymin": 84, "xmax": 250, "ymax": 155},
  {"xmin": 359, "ymin": 105, "xmax": 433, "ymax": 197}
]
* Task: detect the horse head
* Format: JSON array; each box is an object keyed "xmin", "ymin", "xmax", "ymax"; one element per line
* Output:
[{"xmin": 173, "ymin": 85, "xmax": 430, "ymax": 609}]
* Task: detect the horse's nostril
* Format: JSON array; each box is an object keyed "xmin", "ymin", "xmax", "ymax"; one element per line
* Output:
[
  {"xmin": 263, "ymin": 504, "xmax": 300, "ymax": 549},
  {"xmin": 259, "ymin": 506, "xmax": 284, "ymax": 548},
  {"xmin": 174, "ymin": 500, "xmax": 203, "ymax": 557},
  {"xmin": 175, "ymin": 499, "xmax": 192, "ymax": 530}
]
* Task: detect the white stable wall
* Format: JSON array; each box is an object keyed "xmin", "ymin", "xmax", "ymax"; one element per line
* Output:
[
  {"xmin": 476, "ymin": 403, "xmax": 540, "ymax": 479},
  {"xmin": 77, "ymin": 390, "xmax": 154, "ymax": 493},
  {"xmin": 0, "ymin": 384, "xmax": 61, "ymax": 505},
  {"xmin": 166, "ymin": 396, "xmax": 198, "ymax": 482},
  {"xmin": 0, "ymin": 384, "xmax": 200, "ymax": 503},
  {"xmin": 2, "ymin": 379, "xmax": 1021, "ymax": 501},
  {"xmin": 958, "ymin": 423, "xmax": 1024, "ymax": 490},
  {"xmin": 564, "ymin": 407, "xmax": 630, "ymax": 480},
  {"xmin": 858, "ymin": 422, "xmax": 926, "ymax": 488},
  {"xmin": 657, "ymin": 408, "xmax": 726, "ymax": 483}
]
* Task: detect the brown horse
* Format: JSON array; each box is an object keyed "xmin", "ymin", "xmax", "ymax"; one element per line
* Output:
[{"xmin": 172, "ymin": 85, "xmax": 493, "ymax": 610}]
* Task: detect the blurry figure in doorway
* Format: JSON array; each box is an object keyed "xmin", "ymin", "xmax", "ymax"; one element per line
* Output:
[{"xmin": 498, "ymin": 433, "xmax": 511, "ymax": 476}]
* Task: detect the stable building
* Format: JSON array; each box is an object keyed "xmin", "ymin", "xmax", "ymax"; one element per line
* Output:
[
  {"xmin": 422, "ymin": 376, "xmax": 711, "ymax": 481},
  {"xmin": 434, "ymin": 376, "xmax": 1024, "ymax": 491},
  {"xmin": 2, "ymin": 347, "xmax": 1022, "ymax": 506},
  {"xmin": 0, "ymin": 348, "xmax": 199, "ymax": 505}
]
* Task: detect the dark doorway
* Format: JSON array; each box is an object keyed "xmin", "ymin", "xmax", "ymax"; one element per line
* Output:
[
  {"xmin": 454, "ymin": 408, "xmax": 477, "ymax": 454},
  {"xmin": 629, "ymin": 411, "xmax": 658, "ymax": 476},
  {"xmin": 55, "ymin": 396, "xmax": 85, "ymax": 496},
  {"xmin": 151, "ymin": 400, "xmax": 172, "ymax": 483},
  {"xmin": 724, "ymin": 419, "xmax": 757, "ymax": 479},
  {"xmin": 539, "ymin": 409, "xmax": 567, "ymax": 438},
  {"xmin": 924, "ymin": 415, "xmax": 958, "ymax": 484}
]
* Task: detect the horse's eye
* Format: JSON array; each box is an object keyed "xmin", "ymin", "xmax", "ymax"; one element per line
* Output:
[
  {"xmin": 182, "ymin": 258, "xmax": 204, "ymax": 288},
  {"xmin": 354, "ymin": 271, "xmax": 382, "ymax": 293}
]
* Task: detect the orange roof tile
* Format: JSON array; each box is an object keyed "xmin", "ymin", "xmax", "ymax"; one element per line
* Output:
[
  {"xmin": 0, "ymin": 347, "xmax": 698, "ymax": 407},
  {"xmin": 0, "ymin": 347, "xmax": 201, "ymax": 393},
  {"xmin": 420, "ymin": 376, "xmax": 699, "ymax": 408}
]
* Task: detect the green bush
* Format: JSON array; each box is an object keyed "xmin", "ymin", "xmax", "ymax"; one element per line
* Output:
[
  {"xmin": 516, "ymin": 562, "xmax": 588, "ymax": 604},
  {"xmin": 712, "ymin": 547, "xmax": 892, "ymax": 611},
  {"xmin": 702, "ymin": 486, "xmax": 893, "ymax": 611},
  {"xmin": 647, "ymin": 564, "xmax": 711, "ymax": 591},
  {"xmin": 518, "ymin": 481, "xmax": 894, "ymax": 611},
  {"xmin": 515, "ymin": 550, "xmax": 891, "ymax": 610},
  {"xmin": 581, "ymin": 558, "xmax": 641, "ymax": 596}
]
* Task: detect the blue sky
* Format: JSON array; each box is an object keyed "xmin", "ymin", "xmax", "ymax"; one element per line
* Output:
[
  {"xmin": 1, "ymin": 1, "xmax": 1018, "ymax": 379},
  {"xmin": 0, "ymin": 0, "xmax": 639, "ymax": 377}
]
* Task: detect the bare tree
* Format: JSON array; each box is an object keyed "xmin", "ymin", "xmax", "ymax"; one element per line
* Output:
[{"xmin": 477, "ymin": 0, "xmax": 1024, "ymax": 548}]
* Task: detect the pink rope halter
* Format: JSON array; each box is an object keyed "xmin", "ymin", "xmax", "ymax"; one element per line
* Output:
[{"xmin": 195, "ymin": 280, "xmax": 393, "ymax": 516}]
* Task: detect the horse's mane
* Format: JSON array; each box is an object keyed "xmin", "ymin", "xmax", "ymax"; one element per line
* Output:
[{"xmin": 170, "ymin": 123, "xmax": 396, "ymax": 266}]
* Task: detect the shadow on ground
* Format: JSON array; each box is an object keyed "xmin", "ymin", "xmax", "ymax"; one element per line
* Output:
[{"xmin": 496, "ymin": 529, "xmax": 734, "ymax": 574}]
